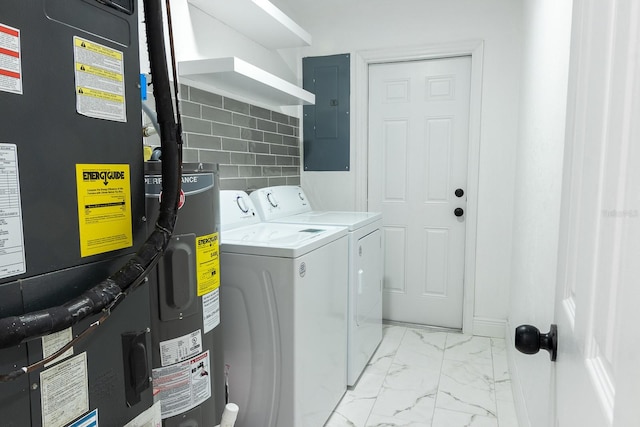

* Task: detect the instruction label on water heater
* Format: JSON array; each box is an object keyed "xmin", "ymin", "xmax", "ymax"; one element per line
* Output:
[
  {"xmin": 202, "ymin": 289, "xmax": 220, "ymax": 334},
  {"xmin": 159, "ymin": 329, "xmax": 202, "ymax": 367},
  {"xmin": 73, "ymin": 36, "xmax": 126, "ymax": 122},
  {"xmin": 0, "ymin": 144, "xmax": 26, "ymax": 279},
  {"xmin": 152, "ymin": 350, "xmax": 211, "ymax": 420},
  {"xmin": 76, "ymin": 164, "xmax": 133, "ymax": 257}
]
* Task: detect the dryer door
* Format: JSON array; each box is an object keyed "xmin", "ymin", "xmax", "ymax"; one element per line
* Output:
[
  {"xmin": 355, "ymin": 229, "xmax": 382, "ymax": 330},
  {"xmin": 349, "ymin": 228, "xmax": 383, "ymax": 385}
]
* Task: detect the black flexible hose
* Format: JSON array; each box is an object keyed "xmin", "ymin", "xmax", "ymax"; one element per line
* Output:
[{"xmin": 0, "ymin": 0, "xmax": 181, "ymax": 351}]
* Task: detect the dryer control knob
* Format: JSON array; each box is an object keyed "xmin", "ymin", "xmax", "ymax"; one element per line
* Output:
[
  {"xmin": 267, "ymin": 192, "xmax": 278, "ymax": 207},
  {"xmin": 236, "ymin": 196, "xmax": 249, "ymax": 213}
]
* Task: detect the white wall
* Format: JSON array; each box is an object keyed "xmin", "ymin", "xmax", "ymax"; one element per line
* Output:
[
  {"xmin": 507, "ymin": 1, "xmax": 572, "ymax": 426},
  {"xmin": 282, "ymin": 0, "xmax": 523, "ymax": 334}
]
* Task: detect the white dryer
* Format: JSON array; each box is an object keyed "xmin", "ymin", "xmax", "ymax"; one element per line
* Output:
[
  {"xmin": 249, "ymin": 186, "xmax": 383, "ymax": 386},
  {"xmin": 219, "ymin": 190, "xmax": 348, "ymax": 427}
]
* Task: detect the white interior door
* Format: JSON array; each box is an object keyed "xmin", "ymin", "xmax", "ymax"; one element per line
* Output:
[
  {"xmin": 368, "ymin": 57, "xmax": 471, "ymax": 328},
  {"xmin": 554, "ymin": 0, "xmax": 640, "ymax": 425}
]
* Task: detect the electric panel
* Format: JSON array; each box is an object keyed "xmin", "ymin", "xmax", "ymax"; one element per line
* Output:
[{"xmin": 302, "ymin": 54, "xmax": 351, "ymax": 171}]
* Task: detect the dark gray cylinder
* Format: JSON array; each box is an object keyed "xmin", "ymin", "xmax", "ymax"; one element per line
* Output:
[{"xmin": 145, "ymin": 162, "xmax": 223, "ymax": 426}]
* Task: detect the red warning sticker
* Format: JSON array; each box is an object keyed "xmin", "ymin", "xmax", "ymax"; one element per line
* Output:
[
  {"xmin": 0, "ymin": 22, "xmax": 22, "ymax": 94},
  {"xmin": 152, "ymin": 350, "xmax": 211, "ymax": 419}
]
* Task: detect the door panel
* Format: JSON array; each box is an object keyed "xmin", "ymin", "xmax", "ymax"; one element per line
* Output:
[
  {"xmin": 424, "ymin": 118, "xmax": 452, "ymax": 202},
  {"xmin": 382, "ymin": 120, "xmax": 408, "ymax": 200},
  {"xmin": 383, "ymin": 227, "xmax": 407, "ymax": 293},
  {"xmin": 368, "ymin": 56, "xmax": 471, "ymax": 328},
  {"xmin": 422, "ymin": 228, "xmax": 449, "ymax": 296}
]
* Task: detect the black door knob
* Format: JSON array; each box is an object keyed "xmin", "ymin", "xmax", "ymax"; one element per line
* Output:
[
  {"xmin": 454, "ymin": 208, "xmax": 464, "ymax": 217},
  {"xmin": 455, "ymin": 188, "xmax": 464, "ymax": 197},
  {"xmin": 515, "ymin": 324, "xmax": 558, "ymax": 361}
]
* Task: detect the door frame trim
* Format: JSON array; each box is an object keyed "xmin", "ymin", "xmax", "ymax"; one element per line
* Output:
[{"xmin": 354, "ymin": 40, "xmax": 484, "ymax": 334}]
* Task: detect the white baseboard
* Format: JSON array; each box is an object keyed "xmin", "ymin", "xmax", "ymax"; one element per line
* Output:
[
  {"xmin": 506, "ymin": 320, "xmax": 532, "ymax": 427},
  {"xmin": 471, "ymin": 317, "xmax": 506, "ymax": 338}
]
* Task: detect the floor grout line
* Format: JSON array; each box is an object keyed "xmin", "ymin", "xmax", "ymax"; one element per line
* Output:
[
  {"xmin": 491, "ymin": 338, "xmax": 499, "ymax": 427},
  {"xmin": 430, "ymin": 332, "xmax": 451, "ymax": 426},
  {"xmin": 362, "ymin": 324, "xmax": 407, "ymax": 426}
]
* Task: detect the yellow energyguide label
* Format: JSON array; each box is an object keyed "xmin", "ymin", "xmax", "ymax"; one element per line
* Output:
[
  {"xmin": 195, "ymin": 233, "xmax": 220, "ymax": 296},
  {"xmin": 76, "ymin": 164, "xmax": 133, "ymax": 257}
]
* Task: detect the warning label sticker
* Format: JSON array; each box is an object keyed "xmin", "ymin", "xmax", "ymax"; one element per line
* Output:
[
  {"xmin": 195, "ymin": 233, "xmax": 220, "ymax": 296},
  {"xmin": 159, "ymin": 330, "xmax": 203, "ymax": 367},
  {"xmin": 152, "ymin": 351, "xmax": 212, "ymax": 420},
  {"xmin": 66, "ymin": 409, "xmax": 98, "ymax": 427},
  {"xmin": 40, "ymin": 352, "xmax": 89, "ymax": 427},
  {"xmin": 73, "ymin": 36, "xmax": 126, "ymax": 122},
  {"xmin": 202, "ymin": 289, "xmax": 220, "ymax": 334},
  {"xmin": 76, "ymin": 164, "xmax": 132, "ymax": 257},
  {"xmin": 42, "ymin": 327, "xmax": 74, "ymax": 367},
  {"xmin": 0, "ymin": 144, "xmax": 26, "ymax": 280},
  {"xmin": 0, "ymin": 22, "xmax": 22, "ymax": 94}
]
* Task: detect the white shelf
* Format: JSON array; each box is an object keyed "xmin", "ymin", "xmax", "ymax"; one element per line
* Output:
[
  {"xmin": 178, "ymin": 57, "xmax": 315, "ymax": 106},
  {"xmin": 187, "ymin": 0, "xmax": 311, "ymax": 49}
]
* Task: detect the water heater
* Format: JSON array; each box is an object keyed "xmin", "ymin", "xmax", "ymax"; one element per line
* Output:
[{"xmin": 145, "ymin": 162, "xmax": 225, "ymax": 426}]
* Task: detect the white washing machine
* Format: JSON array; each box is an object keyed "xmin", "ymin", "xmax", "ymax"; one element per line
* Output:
[
  {"xmin": 249, "ymin": 186, "xmax": 383, "ymax": 386},
  {"xmin": 219, "ymin": 190, "xmax": 349, "ymax": 427}
]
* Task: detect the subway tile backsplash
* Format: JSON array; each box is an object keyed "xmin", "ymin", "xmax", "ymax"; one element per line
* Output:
[{"xmin": 145, "ymin": 83, "xmax": 301, "ymax": 192}]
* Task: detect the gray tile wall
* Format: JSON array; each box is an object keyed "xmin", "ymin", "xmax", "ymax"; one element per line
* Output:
[{"xmin": 147, "ymin": 84, "xmax": 301, "ymax": 191}]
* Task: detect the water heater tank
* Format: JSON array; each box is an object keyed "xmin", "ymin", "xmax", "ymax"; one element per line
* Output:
[{"xmin": 145, "ymin": 162, "xmax": 225, "ymax": 426}]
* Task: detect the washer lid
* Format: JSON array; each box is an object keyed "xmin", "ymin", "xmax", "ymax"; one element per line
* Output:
[
  {"xmin": 277, "ymin": 211, "xmax": 382, "ymax": 232},
  {"xmin": 221, "ymin": 222, "xmax": 348, "ymax": 258}
]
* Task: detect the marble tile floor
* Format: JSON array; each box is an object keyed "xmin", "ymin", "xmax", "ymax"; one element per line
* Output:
[{"xmin": 326, "ymin": 324, "xmax": 519, "ymax": 427}]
